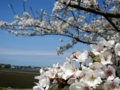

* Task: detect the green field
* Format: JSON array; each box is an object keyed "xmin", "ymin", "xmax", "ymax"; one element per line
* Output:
[
  {"xmin": 0, "ymin": 68, "xmax": 37, "ymax": 70},
  {"xmin": 0, "ymin": 71, "xmax": 39, "ymax": 89}
]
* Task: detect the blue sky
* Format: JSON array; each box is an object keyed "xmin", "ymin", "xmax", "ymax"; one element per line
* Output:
[{"xmin": 0, "ymin": 0, "xmax": 91, "ymax": 67}]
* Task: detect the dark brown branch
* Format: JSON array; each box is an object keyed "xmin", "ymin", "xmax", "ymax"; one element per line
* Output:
[
  {"xmin": 23, "ymin": 0, "xmax": 26, "ymax": 12},
  {"xmin": 40, "ymin": 34, "xmax": 96, "ymax": 44},
  {"xmin": 104, "ymin": 16, "xmax": 120, "ymax": 32},
  {"xmin": 71, "ymin": 11, "xmax": 79, "ymax": 35},
  {"xmin": 30, "ymin": 6, "xmax": 36, "ymax": 19},
  {"xmin": 63, "ymin": 2, "xmax": 120, "ymax": 32},
  {"xmin": 63, "ymin": 2, "xmax": 120, "ymax": 18},
  {"xmin": 9, "ymin": 4, "xmax": 16, "ymax": 15}
]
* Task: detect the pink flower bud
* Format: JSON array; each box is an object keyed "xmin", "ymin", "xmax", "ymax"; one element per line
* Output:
[{"xmin": 52, "ymin": 79, "xmax": 58, "ymax": 84}]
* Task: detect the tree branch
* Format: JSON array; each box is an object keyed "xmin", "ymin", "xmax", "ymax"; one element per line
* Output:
[
  {"xmin": 23, "ymin": 0, "xmax": 26, "ymax": 12},
  {"xmin": 63, "ymin": 2, "xmax": 120, "ymax": 18},
  {"xmin": 40, "ymin": 34, "xmax": 96, "ymax": 44},
  {"xmin": 30, "ymin": 6, "xmax": 36, "ymax": 19},
  {"xmin": 104, "ymin": 16, "xmax": 120, "ymax": 32},
  {"xmin": 62, "ymin": 2, "xmax": 120, "ymax": 32}
]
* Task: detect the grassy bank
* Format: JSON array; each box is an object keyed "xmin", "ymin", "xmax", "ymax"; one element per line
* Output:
[
  {"xmin": 0, "ymin": 68, "xmax": 38, "ymax": 70},
  {"xmin": 0, "ymin": 71, "xmax": 39, "ymax": 89}
]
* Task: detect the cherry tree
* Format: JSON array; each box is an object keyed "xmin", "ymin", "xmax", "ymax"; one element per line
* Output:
[
  {"xmin": 0, "ymin": 0, "xmax": 120, "ymax": 89},
  {"xmin": 1, "ymin": 0, "xmax": 120, "ymax": 65},
  {"xmin": 0, "ymin": 0, "xmax": 120, "ymax": 52}
]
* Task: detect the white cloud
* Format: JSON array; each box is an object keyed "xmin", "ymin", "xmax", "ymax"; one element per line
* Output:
[
  {"xmin": 0, "ymin": 47, "xmax": 79, "ymax": 67},
  {"xmin": 0, "ymin": 46, "xmax": 70, "ymax": 56}
]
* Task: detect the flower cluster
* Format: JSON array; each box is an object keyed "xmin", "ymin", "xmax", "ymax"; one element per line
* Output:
[{"xmin": 33, "ymin": 38, "xmax": 120, "ymax": 90}]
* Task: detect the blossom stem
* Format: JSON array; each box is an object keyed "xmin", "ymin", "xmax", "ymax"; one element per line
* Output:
[{"xmin": 79, "ymin": 62, "xmax": 82, "ymax": 70}]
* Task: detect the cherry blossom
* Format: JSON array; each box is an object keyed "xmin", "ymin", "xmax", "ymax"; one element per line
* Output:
[
  {"xmin": 115, "ymin": 43, "xmax": 120, "ymax": 56},
  {"xmin": 33, "ymin": 38, "xmax": 120, "ymax": 89},
  {"xmin": 60, "ymin": 62, "xmax": 76, "ymax": 80},
  {"xmin": 104, "ymin": 77, "xmax": 120, "ymax": 90},
  {"xmin": 105, "ymin": 65, "xmax": 116, "ymax": 81},
  {"xmin": 100, "ymin": 51, "xmax": 113, "ymax": 65},
  {"xmin": 91, "ymin": 43, "xmax": 107, "ymax": 55}
]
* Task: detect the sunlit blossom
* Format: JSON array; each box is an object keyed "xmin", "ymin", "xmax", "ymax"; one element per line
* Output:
[
  {"xmin": 105, "ymin": 65, "xmax": 116, "ymax": 81},
  {"xmin": 100, "ymin": 51, "xmax": 112, "ymax": 65},
  {"xmin": 60, "ymin": 62, "xmax": 76, "ymax": 80},
  {"xmin": 104, "ymin": 77, "xmax": 120, "ymax": 90},
  {"xmin": 69, "ymin": 82, "xmax": 93, "ymax": 90},
  {"xmin": 115, "ymin": 43, "xmax": 120, "ymax": 56},
  {"xmin": 91, "ymin": 43, "xmax": 107, "ymax": 55}
]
